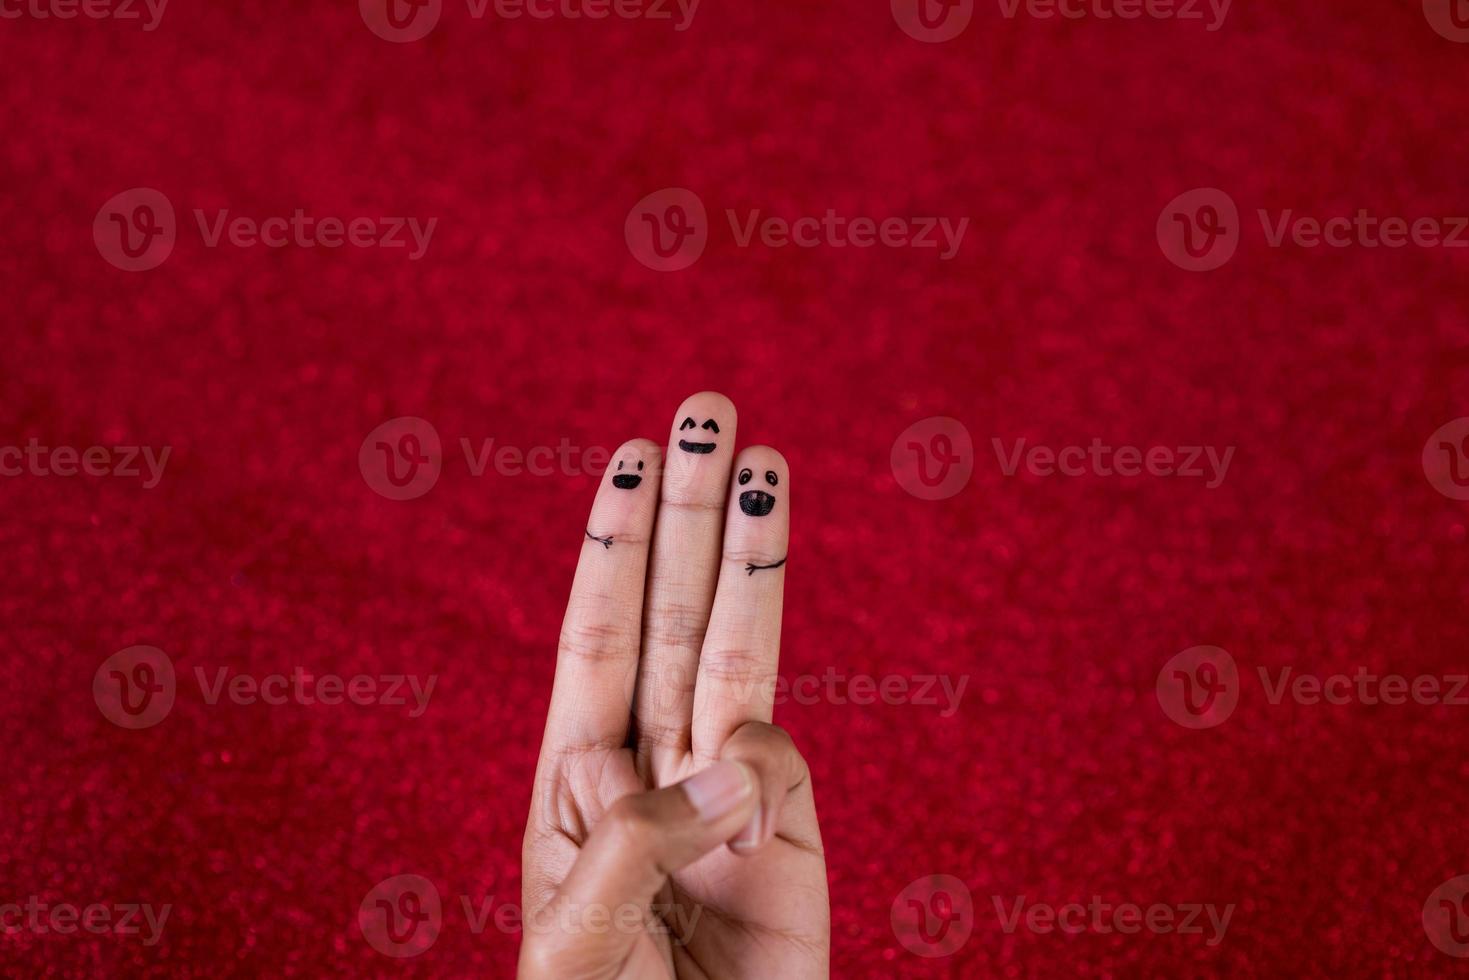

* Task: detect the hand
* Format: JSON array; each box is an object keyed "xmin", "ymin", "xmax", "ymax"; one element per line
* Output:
[{"xmin": 519, "ymin": 392, "xmax": 830, "ymax": 979}]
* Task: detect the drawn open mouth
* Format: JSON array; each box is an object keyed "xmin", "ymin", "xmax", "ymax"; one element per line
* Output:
[
  {"xmin": 739, "ymin": 490, "xmax": 775, "ymax": 516},
  {"xmin": 612, "ymin": 474, "xmax": 642, "ymax": 489},
  {"xmin": 678, "ymin": 440, "xmax": 716, "ymax": 454}
]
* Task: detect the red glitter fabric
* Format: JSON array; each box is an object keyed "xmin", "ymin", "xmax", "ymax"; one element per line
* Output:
[{"xmin": 4, "ymin": 0, "xmax": 1469, "ymax": 976}]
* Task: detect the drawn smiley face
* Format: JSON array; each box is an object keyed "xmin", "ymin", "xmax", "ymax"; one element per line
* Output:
[
  {"xmin": 612, "ymin": 457, "xmax": 645, "ymax": 490},
  {"xmin": 677, "ymin": 416, "xmax": 721, "ymax": 454},
  {"xmin": 738, "ymin": 468, "xmax": 779, "ymax": 516}
]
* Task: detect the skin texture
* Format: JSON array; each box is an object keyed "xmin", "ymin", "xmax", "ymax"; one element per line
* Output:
[{"xmin": 520, "ymin": 392, "xmax": 830, "ymax": 979}]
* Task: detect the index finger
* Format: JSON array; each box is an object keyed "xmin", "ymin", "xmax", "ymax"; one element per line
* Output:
[{"xmin": 540, "ymin": 438, "xmax": 661, "ymax": 755}]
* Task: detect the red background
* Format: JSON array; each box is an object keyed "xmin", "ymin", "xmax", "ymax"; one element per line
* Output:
[{"xmin": 4, "ymin": 0, "xmax": 1469, "ymax": 975}]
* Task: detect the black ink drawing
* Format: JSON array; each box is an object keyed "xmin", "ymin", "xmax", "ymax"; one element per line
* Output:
[
  {"xmin": 745, "ymin": 557, "xmax": 787, "ymax": 576},
  {"xmin": 738, "ymin": 468, "xmax": 779, "ymax": 517},
  {"xmin": 677, "ymin": 417, "xmax": 720, "ymax": 454},
  {"xmin": 735, "ymin": 469, "xmax": 784, "ymax": 572},
  {"xmin": 612, "ymin": 458, "xmax": 645, "ymax": 490},
  {"xmin": 585, "ymin": 529, "xmax": 613, "ymax": 549}
]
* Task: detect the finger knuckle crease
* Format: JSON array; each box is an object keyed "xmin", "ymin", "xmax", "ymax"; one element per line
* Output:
[
  {"xmin": 559, "ymin": 620, "xmax": 634, "ymax": 663},
  {"xmin": 660, "ymin": 494, "xmax": 726, "ymax": 514},
  {"xmin": 700, "ymin": 649, "xmax": 773, "ymax": 686}
]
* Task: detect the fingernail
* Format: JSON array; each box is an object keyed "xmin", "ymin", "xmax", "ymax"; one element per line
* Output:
[
  {"xmin": 733, "ymin": 810, "xmax": 762, "ymax": 851},
  {"xmin": 682, "ymin": 761, "xmax": 753, "ymax": 821}
]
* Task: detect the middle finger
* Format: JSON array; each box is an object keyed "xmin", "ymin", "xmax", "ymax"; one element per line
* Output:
[{"xmin": 633, "ymin": 391, "xmax": 738, "ymax": 777}]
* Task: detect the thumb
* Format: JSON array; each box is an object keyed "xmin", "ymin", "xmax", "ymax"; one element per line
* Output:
[
  {"xmin": 522, "ymin": 761, "xmax": 756, "ymax": 976},
  {"xmin": 556, "ymin": 761, "xmax": 757, "ymax": 915}
]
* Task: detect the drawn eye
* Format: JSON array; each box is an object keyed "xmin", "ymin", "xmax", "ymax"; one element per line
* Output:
[
  {"xmin": 765, "ymin": 471, "xmax": 779, "ymax": 487},
  {"xmin": 617, "ymin": 460, "xmax": 625, "ymax": 470},
  {"xmin": 637, "ymin": 461, "xmax": 644, "ymax": 471},
  {"xmin": 680, "ymin": 418, "xmax": 696, "ymax": 431},
  {"xmin": 738, "ymin": 468, "xmax": 752, "ymax": 485},
  {"xmin": 701, "ymin": 419, "xmax": 720, "ymax": 433}
]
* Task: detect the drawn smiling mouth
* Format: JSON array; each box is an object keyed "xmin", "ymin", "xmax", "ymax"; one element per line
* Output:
[
  {"xmin": 739, "ymin": 490, "xmax": 776, "ymax": 516},
  {"xmin": 678, "ymin": 440, "xmax": 716, "ymax": 454},
  {"xmin": 612, "ymin": 474, "xmax": 642, "ymax": 489}
]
